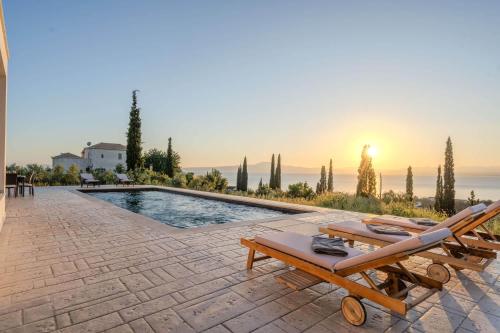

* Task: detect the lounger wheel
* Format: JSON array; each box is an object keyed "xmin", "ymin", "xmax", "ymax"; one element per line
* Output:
[
  {"xmin": 384, "ymin": 278, "xmax": 408, "ymax": 300},
  {"xmin": 426, "ymin": 263, "xmax": 451, "ymax": 283},
  {"xmin": 341, "ymin": 296, "xmax": 367, "ymax": 326}
]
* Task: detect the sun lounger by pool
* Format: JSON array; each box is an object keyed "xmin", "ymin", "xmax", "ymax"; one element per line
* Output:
[
  {"xmin": 241, "ymin": 229, "xmax": 450, "ymax": 326},
  {"xmin": 116, "ymin": 173, "xmax": 133, "ymax": 186},
  {"xmin": 363, "ymin": 202, "xmax": 500, "ymax": 251},
  {"xmin": 319, "ymin": 208, "xmax": 497, "ymax": 283},
  {"xmin": 80, "ymin": 173, "xmax": 100, "ymax": 187}
]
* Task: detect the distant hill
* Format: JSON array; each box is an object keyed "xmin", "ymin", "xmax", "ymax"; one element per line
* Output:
[{"xmin": 183, "ymin": 162, "xmax": 500, "ymax": 176}]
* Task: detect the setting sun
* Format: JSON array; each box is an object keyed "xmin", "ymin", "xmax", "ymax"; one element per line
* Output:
[{"xmin": 368, "ymin": 146, "xmax": 378, "ymax": 158}]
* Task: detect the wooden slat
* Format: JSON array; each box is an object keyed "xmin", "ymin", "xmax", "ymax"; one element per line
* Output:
[{"xmin": 275, "ymin": 269, "xmax": 322, "ymax": 290}]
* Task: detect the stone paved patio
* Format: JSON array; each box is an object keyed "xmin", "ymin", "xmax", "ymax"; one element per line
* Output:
[{"xmin": 0, "ymin": 187, "xmax": 498, "ymax": 332}]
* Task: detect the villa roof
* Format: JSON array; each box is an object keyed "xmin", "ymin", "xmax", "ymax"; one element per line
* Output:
[
  {"xmin": 52, "ymin": 152, "xmax": 82, "ymax": 159},
  {"xmin": 86, "ymin": 142, "xmax": 126, "ymax": 151}
]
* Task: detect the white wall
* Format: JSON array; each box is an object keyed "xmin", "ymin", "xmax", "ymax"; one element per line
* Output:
[
  {"xmin": 84, "ymin": 148, "xmax": 126, "ymax": 171},
  {"xmin": 52, "ymin": 157, "xmax": 88, "ymax": 171},
  {"xmin": 0, "ymin": 1, "xmax": 8, "ymax": 230}
]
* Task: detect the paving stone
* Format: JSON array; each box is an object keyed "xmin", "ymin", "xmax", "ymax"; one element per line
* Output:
[
  {"xmin": 411, "ymin": 306, "xmax": 466, "ymax": 333},
  {"xmin": 224, "ymin": 301, "xmax": 290, "ymax": 333},
  {"xmin": 70, "ymin": 293, "xmax": 140, "ymax": 323},
  {"xmin": 177, "ymin": 291, "xmax": 255, "ymax": 331},
  {"xmin": 145, "ymin": 309, "xmax": 195, "ymax": 332},
  {"xmin": 145, "ymin": 279, "xmax": 194, "ymax": 299},
  {"xmin": 11, "ymin": 279, "xmax": 84, "ymax": 304},
  {"xmin": 178, "ymin": 278, "xmax": 233, "ymax": 301},
  {"xmin": 202, "ymin": 324, "xmax": 232, "ymax": 333},
  {"xmin": 51, "ymin": 262, "xmax": 78, "ymax": 276},
  {"xmin": 52, "ymin": 279, "xmax": 127, "ymax": 310},
  {"xmin": 119, "ymin": 294, "xmax": 177, "ymax": 322},
  {"xmin": 0, "ymin": 310, "xmax": 22, "ymax": 331},
  {"xmin": 475, "ymin": 292, "xmax": 500, "ymax": 316},
  {"xmin": 460, "ymin": 308, "xmax": 500, "ymax": 333},
  {"xmin": 4, "ymin": 317, "xmax": 56, "ymax": 333},
  {"xmin": 129, "ymin": 318, "xmax": 154, "ymax": 333},
  {"xmin": 120, "ymin": 273, "xmax": 154, "ymax": 292},
  {"xmin": 105, "ymin": 323, "xmax": 134, "ymax": 333},
  {"xmin": 55, "ymin": 313, "xmax": 71, "ymax": 329},
  {"xmin": 59, "ymin": 312, "xmax": 123, "ymax": 333},
  {"xmin": 22, "ymin": 303, "xmax": 53, "ymax": 324}
]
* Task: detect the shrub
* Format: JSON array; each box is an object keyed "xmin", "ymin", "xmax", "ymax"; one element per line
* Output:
[{"xmin": 287, "ymin": 182, "xmax": 315, "ymax": 200}]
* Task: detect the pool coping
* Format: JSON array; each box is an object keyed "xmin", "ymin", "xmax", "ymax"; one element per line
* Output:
[{"xmin": 73, "ymin": 185, "xmax": 331, "ymax": 234}]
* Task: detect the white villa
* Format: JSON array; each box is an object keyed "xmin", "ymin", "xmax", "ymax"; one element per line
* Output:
[{"xmin": 52, "ymin": 142, "xmax": 127, "ymax": 171}]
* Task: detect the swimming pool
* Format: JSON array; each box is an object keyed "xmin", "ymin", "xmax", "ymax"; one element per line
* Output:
[{"xmin": 87, "ymin": 190, "xmax": 289, "ymax": 228}]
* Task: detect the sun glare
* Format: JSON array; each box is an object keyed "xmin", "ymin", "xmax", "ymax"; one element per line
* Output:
[{"xmin": 368, "ymin": 146, "xmax": 377, "ymax": 158}]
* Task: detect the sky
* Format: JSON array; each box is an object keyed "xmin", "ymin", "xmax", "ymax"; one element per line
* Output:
[{"xmin": 4, "ymin": 0, "xmax": 500, "ymax": 174}]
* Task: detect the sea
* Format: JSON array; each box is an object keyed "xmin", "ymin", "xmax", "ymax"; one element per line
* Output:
[{"xmin": 218, "ymin": 172, "xmax": 500, "ymax": 201}]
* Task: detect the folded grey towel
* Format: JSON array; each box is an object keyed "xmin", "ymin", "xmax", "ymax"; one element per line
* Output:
[
  {"xmin": 366, "ymin": 224, "xmax": 410, "ymax": 236},
  {"xmin": 409, "ymin": 218, "xmax": 438, "ymax": 226},
  {"xmin": 311, "ymin": 237, "xmax": 348, "ymax": 256}
]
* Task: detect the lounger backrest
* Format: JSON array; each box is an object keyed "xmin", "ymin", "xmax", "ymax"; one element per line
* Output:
[
  {"xmin": 116, "ymin": 173, "xmax": 129, "ymax": 181},
  {"xmin": 333, "ymin": 228, "xmax": 452, "ymax": 271},
  {"xmin": 80, "ymin": 173, "xmax": 95, "ymax": 181},
  {"xmin": 422, "ymin": 203, "xmax": 487, "ymax": 234}
]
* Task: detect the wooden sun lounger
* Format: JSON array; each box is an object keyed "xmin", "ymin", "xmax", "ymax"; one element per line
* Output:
[
  {"xmin": 241, "ymin": 229, "xmax": 450, "ymax": 326},
  {"xmin": 80, "ymin": 173, "xmax": 100, "ymax": 188},
  {"xmin": 320, "ymin": 220, "xmax": 497, "ymax": 284},
  {"xmin": 363, "ymin": 201, "xmax": 500, "ymax": 252},
  {"xmin": 116, "ymin": 173, "xmax": 133, "ymax": 186}
]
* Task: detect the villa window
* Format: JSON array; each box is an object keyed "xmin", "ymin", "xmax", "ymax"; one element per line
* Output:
[
  {"xmin": 101, "ymin": 154, "xmax": 104, "ymax": 158},
  {"xmin": 118, "ymin": 153, "xmax": 122, "ymax": 160}
]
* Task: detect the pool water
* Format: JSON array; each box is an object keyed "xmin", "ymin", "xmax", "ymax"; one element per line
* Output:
[{"xmin": 89, "ymin": 190, "xmax": 288, "ymax": 228}]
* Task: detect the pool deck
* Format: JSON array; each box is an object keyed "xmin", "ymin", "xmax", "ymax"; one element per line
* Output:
[{"xmin": 0, "ymin": 187, "xmax": 498, "ymax": 332}]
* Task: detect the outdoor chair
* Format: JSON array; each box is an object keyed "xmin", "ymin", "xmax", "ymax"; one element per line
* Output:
[
  {"xmin": 20, "ymin": 173, "xmax": 35, "ymax": 196},
  {"xmin": 80, "ymin": 173, "xmax": 100, "ymax": 187},
  {"xmin": 362, "ymin": 201, "xmax": 500, "ymax": 251},
  {"xmin": 5, "ymin": 173, "xmax": 17, "ymax": 197},
  {"xmin": 319, "ymin": 203, "xmax": 497, "ymax": 284},
  {"xmin": 116, "ymin": 173, "xmax": 133, "ymax": 186},
  {"xmin": 241, "ymin": 229, "xmax": 451, "ymax": 326}
]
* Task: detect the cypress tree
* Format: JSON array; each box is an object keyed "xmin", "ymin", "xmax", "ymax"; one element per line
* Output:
[
  {"xmin": 275, "ymin": 154, "xmax": 282, "ymax": 190},
  {"xmin": 242, "ymin": 157, "xmax": 248, "ymax": 191},
  {"xmin": 236, "ymin": 165, "xmax": 242, "ymax": 191},
  {"xmin": 317, "ymin": 166, "xmax": 327, "ymax": 194},
  {"xmin": 165, "ymin": 137, "xmax": 175, "ymax": 177},
  {"xmin": 406, "ymin": 166, "xmax": 413, "ymax": 201},
  {"xmin": 356, "ymin": 145, "xmax": 376, "ymax": 197},
  {"xmin": 435, "ymin": 165, "xmax": 443, "ymax": 212},
  {"xmin": 467, "ymin": 190, "xmax": 478, "ymax": 205},
  {"xmin": 367, "ymin": 162, "xmax": 377, "ymax": 196},
  {"xmin": 443, "ymin": 137, "xmax": 456, "ymax": 216},
  {"xmin": 327, "ymin": 158, "xmax": 333, "ymax": 192},
  {"xmin": 126, "ymin": 90, "xmax": 143, "ymax": 171},
  {"xmin": 379, "ymin": 173, "xmax": 383, "ymax": 199},
  {"xmin": 270, "ymin": 154, "xmax": 276, "ymax": 189}
]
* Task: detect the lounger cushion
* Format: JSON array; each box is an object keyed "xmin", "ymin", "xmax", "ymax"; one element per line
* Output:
[
  {"xmin": 255, "ymin": 232, "xmax": 364, "ymax": 270},
  {"xmin": 485, "ymin": 200, "xmax": 500, "ymax": 214},
  {"xmin": 116, "ymin": 174, "xmax": 130, "ymax": 181},
  {"xmin": 363, "ymin": 215, "xmax": 429, "ymax": 231},
  {"xmin": 423, "ymin": 203, "xmax": 486, "ymax": 233},
  {"xmin": 327, "ymin": 220, "xmax": 412, "ymax": 243},
  {"xmin": 334, "ymin": 228, "xmax": 452, "ymax": 271}
]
